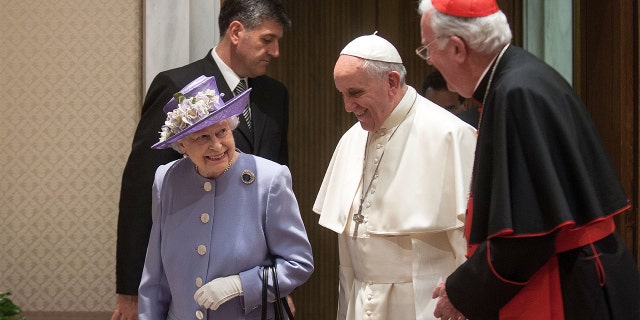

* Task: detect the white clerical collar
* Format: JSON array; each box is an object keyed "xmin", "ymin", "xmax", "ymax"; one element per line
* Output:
[
  {"xmin": 473, "ymin": 44, "xmax": 509, "ymax": 93},
  {"xmin": 211, "ymin": 47, "xmax": 245, "ymax": 93},
  {"xmin": 375, "ymin": 86, "xmax": 416, "ymax": 135}
]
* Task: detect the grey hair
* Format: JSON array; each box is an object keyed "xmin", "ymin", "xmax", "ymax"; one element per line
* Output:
[
  {"xmin": 362, "ymin": 60, "xmax": 407, "ymax": 85},
  {"xmin": 418, "ymin": 0, "xmax": 512, "ymax": 55},
  {"xmin": 170, "ymin": 116, "xmax": 241, "ymax": 153}
]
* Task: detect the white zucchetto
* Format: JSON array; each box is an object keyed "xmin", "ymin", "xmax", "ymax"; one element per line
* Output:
[{"xmin": 340, "ymin": 33, "xmax": 403, "ymax": 64}]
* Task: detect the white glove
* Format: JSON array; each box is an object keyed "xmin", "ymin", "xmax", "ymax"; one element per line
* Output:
[{"xmin": 194, "ymin": 275, "xmax": 244, "ymax": 310}]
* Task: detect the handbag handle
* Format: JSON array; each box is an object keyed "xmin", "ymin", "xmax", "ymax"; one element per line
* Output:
[
  {"xmin": 261, "ymin": 266, "xmax": 295, "ymax": 320},
  {"xmin": 271, "ymin": 266, "xmax": 285, "ymax": 319},
  {"xmin": 262, "ymin": 266, "xmax": 269, "ymax": 320}
]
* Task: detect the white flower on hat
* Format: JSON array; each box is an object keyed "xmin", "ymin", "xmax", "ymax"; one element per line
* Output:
[{"xmin": 158, "ymin": 88, "xmax": 224, "ymax": 143}]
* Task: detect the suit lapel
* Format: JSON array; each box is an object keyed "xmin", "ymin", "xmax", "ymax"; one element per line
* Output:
[
  {"xmin": 202, "ymin": 52, "xmax": 232, "ymax": 97},
  {"xmin": 249, "ymin": 101, "xmax": 266, "ymax": 150},
  {"xmin": 233, "ymin": 99, "xmax": 254, "ymax": 151}
]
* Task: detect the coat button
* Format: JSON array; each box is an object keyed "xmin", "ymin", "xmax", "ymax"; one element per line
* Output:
[
  {"xmin": 200, "ymin": 213, "xmax": 210, "ymax": 223},
  {"xmin": 197, "ymin": 245, "xmax": 207, "ymax": 255},
  {"xmin": 196, "ymin": 277, "xmax": 203, "ymax": 287},
  {"xmin": 203, "ymin": 182, "xmax": 212, "ymax": 191},
  {"xmin": 196, "ymin": 310, "xmax": 204, "ymax": 319}
]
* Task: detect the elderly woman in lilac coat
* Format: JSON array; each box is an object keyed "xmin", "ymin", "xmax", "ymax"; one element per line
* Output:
[{"xmin": 138, "ymin": 75, "xmax": 314, "ymax": 320}]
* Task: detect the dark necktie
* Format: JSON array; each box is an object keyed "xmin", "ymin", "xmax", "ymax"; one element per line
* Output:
[{"xmin": 234, "ymin": 80, "xmax": 252, "ymax": 132}]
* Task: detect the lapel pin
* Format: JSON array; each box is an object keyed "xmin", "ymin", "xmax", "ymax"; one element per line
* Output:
[{"xmin": 241, "ymin": 170, "xmax": 255, "ymax": 184}]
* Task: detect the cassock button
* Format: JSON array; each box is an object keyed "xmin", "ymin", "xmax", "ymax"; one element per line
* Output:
[
  {"xmin": 376, "ymin": 143, "xmax": 382, "ymax": 149},
  {"xmin": 203, "ymin": 182, "xmax": 212, "ymax": 191},
  {"xmin": 196, "ymin": 277, "xmax": 203, "ymax": 287},
  {"xmin": 197, "ymin": 245, "xmax": 207, "ymax": 255},
  {"xmin": 373, "ymin": 158, "xmax": 379, "ymax": 164},
  {"xmin": 200, "ymin": 213, "xmax": 210, "ymax": 223},
  {"xmin": 196, "ymin": 310, "xmax": 204, "ymax": 319}
]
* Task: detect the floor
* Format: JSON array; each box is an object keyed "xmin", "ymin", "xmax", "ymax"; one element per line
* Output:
[{"xmin": 19, "ymin": 312, "xmax": 112, "ymax": 320}]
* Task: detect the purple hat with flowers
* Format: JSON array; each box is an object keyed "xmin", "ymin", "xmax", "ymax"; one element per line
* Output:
[{"xmin": 152, "ymin": 75, "xmax": 251, "ymax": 149}]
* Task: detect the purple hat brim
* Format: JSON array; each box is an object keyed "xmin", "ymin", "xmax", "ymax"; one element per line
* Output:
[{"xmin": 151, "ymin": 88, "xmax": 251, "ymax": 149}]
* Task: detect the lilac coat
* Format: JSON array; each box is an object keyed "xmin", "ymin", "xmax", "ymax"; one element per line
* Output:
[{"xmin": 139, "ymin": 152, "xmax": 314, "ymax": 320}]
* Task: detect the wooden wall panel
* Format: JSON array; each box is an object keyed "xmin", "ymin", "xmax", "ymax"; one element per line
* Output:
[
  {"xmin": 637, "ymin": 0, "xmax": 640, "ymax": 265},
  {"xmin": 576, "ymin": 1, "xmax": 638, "ymax": 259}
]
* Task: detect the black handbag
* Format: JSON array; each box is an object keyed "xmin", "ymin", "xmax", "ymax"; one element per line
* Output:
[{"xmin": 261, "ymin": 266, "xmax": 295, "ymax": 320}]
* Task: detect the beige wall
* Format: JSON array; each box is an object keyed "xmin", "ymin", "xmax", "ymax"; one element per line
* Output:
[{"xmin": 0, "ymin": 0, "xmax": 141, "ymax": 313}]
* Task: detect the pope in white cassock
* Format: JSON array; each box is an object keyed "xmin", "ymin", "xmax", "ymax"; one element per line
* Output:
[{"xmin": 314, "ymin": 34, "xmax": 477, "ymax": 320}]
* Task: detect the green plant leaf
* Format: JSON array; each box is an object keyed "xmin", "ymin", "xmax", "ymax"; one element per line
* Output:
[
  {"xmin": 173, "ymin": 92, "xmax": 186, "ymax": 104},
  {"xmin": 0, "ymin": 292, "xmax": 25, "ymax": 319}
]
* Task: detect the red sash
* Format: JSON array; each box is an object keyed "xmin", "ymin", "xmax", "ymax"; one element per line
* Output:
[
  {"xmin": 499, "ymin": 256, "xmax": 564, "ymax": 319},
  {"xmin": 464, "ymin": 194, "xmax": 617, "ymax": 319},
  {"xmin": 499, "ymin": 217, "xmax": 616, "ymax": 319}
]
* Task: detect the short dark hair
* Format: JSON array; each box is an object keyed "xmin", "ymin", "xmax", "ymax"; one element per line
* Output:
[
  {"xmin": 421, "ymin": 69, "xmax": 465, "ymax": 103},
  {"xmin": 218, "ymin": 0, "xmax": 291, "ymax": 37}
]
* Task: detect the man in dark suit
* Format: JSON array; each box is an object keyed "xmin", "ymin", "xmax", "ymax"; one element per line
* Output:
[{"xmin": 111, "ymin": 1, "xmax": 291, "ymax": 319}]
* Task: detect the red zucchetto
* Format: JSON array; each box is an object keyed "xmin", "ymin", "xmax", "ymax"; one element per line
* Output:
[{"xmin": 432, "ymin": 0, "xmax": 499, "ymax": 18}]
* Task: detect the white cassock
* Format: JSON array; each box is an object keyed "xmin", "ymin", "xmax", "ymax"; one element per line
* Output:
[{"xmin": 314, "ymin": 86, "xmax": 477, "ymax": 320}]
